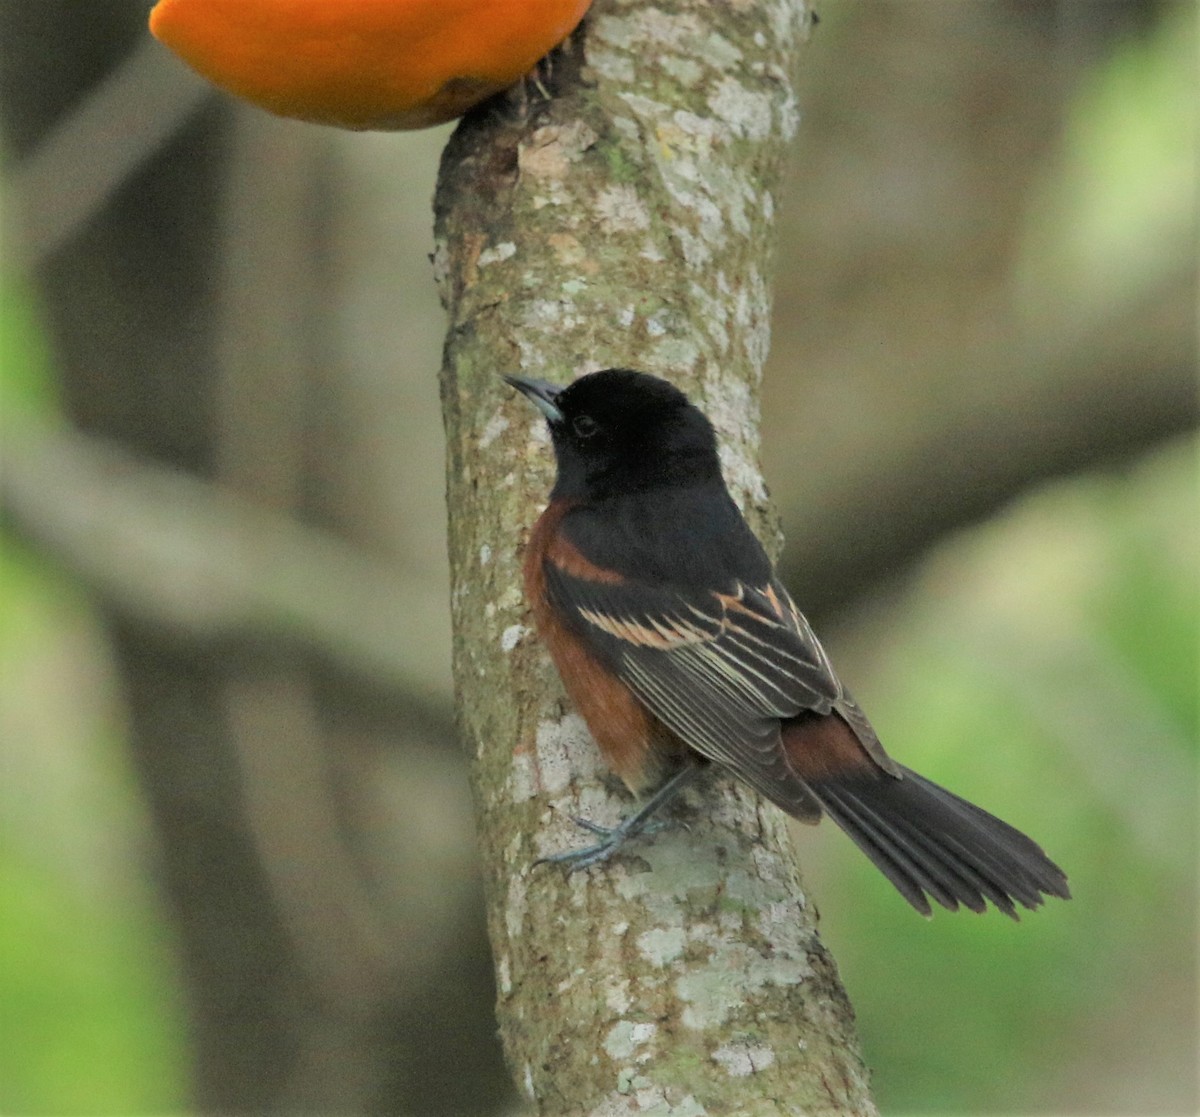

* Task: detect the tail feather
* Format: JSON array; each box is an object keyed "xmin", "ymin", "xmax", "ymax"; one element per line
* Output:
[
  {"xmin": 905, "ymin": 768, "xmax": 1071, "ymax": 903},
  {"xmin": 816, "ymin": 783, "xmax": 965, "ymax": 915},
  {"xmin": 913, "ymin": 791, "xmax": 1058, "ymax": 909},
  {"xmin": 871, "ymin": 794, "xmax": 1024, "ymax": 916},
  {"xmin": 809, "ymin": 764, "xmax": 1070, "ymax": 918}
]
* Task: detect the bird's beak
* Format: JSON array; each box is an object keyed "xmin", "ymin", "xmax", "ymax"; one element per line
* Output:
[{"xmin": 504, "ymin": 375, "xmax": 564, "ymax": 424}]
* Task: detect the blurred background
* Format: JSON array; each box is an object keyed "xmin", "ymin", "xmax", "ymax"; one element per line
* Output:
[{"xmin": 0, "ymin": 1, "xmax": 1195, "ymax": 1114}]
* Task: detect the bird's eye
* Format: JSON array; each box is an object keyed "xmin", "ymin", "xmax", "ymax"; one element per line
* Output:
[{"xmin": 572, "ymin": 414, "xmax": 600, "ymax": 438}]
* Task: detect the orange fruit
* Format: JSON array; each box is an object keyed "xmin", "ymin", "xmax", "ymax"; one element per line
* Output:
[{"xmin": 149, "ymin": 0, "xmax": 593, "ymax": 130}]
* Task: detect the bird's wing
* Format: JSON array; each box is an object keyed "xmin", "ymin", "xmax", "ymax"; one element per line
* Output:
[{"xmin": 543, "ymin": 564, "xmax": 893, "ymax": 817}]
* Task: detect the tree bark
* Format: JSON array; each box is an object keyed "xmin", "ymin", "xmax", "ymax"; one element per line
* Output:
[{"xmin": 434, "ymin": 2, "xmax": 876, "ymax": 1113}]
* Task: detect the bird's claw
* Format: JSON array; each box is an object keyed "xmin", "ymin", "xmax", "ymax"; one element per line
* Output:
[
  {"xmin": 566, "ymin": 814, "xmax": 615, "ymax": 837},
  {"xmin": 532, "ymin": 839, "xmax": 619, "ymax": 873},
  {"xmin": 531, "ymin": 765, "xmax": 701, "ymax": 874},
  {"xmin": 533, "ymin": 814, "xmax": 672, "ymax": 873}
]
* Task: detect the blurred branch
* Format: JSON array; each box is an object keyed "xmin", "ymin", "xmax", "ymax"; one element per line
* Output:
[
  {"xmin": 765, "ymin": 0, "xmax": 1199, "ymax": 619},
  {"xmin": 4, "ymin": 34, "xmax": 215, "ymax": 269},
  {"xmin": 777, "ymin": 260, "xmax": 1198, "ymax": 616},
  {"xmin": 1, "ymin": 6, "xmax": 508, "ymax": 1110},
  {"xmin": 0, "ymin": 420, "xmax": 453, "ymax": 725}
]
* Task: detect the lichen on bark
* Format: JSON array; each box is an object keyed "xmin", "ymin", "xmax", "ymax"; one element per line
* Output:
[{"xmin": 433, "ymin": 1, "xmax": 877, "ymax": 1113}]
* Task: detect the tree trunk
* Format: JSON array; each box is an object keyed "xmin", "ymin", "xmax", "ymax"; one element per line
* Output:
[{"xmin": 434, "ymin": 2, "xmax": 877, "ymax": 1113}]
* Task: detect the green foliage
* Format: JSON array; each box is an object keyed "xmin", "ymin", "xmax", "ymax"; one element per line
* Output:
[
  {"xmin": 0, "ymin": 277, "xmax": 188, "ymax": 1114},
  {"xmin": 1017, "ymin": 1, "xmax": 1196, "ymax": 311},
  {"xmin": 0, "ymin": 849, "xmax": 186, "ymax": 1115},
  {"xmin": 810, "ymin": 440, "xmax": 1197, "ymax": 1114},
  {"xmin": 0, "ymin": 272, "xmax": 59, "ymax": 417}
]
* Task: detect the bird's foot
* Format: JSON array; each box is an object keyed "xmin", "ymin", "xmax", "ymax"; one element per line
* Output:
[
  {"xmin": 532, "ymin": 763, "xmax": 700, "ymax": 873},
  {"xmin": 533, "ymin": 814, "xmax": 672, "ymax": 872}
]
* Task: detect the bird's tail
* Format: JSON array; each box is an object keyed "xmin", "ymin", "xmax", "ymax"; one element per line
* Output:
[{"xmin": 807, "ymin": 763, "xmax": 1071, "ymax": 918}]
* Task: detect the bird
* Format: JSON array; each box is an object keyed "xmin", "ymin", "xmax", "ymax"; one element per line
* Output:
[{"xmin": 505, "ymin": 368, "xmax": 1070, "ymax": 918}]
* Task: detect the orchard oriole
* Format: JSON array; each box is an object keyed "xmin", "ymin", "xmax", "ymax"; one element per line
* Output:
[{"xmin": 507, "ymin": 369, "xmax": 1070, "ymax": 917}]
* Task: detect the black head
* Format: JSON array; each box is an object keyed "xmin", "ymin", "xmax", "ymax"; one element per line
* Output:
[{"xmin": 505, "ymin": 368, "xmax": 723, "ymax": 501}]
